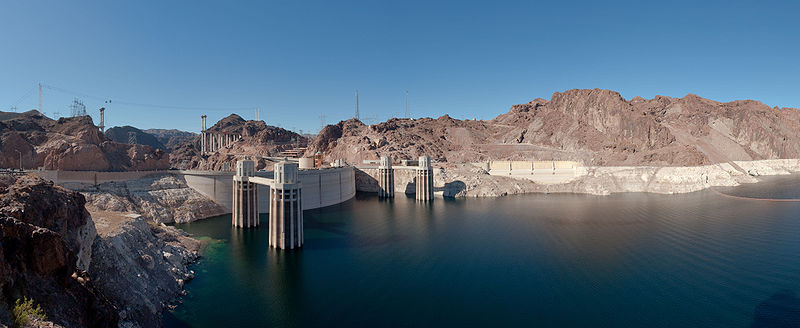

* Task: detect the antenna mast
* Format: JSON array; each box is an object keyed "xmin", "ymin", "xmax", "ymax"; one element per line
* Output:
[
  {"xmin": 38, "ymin": 83, "xmax": 42, "ymax": 114},
  {"xmin": 405, "ymin": 90, "xmax": 409, "ymax": 118}
]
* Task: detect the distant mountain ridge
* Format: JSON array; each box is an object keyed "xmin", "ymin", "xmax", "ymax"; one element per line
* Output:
[
  {"xmin": 143, "ymin": 128, "xmax": 196, "ymax": 151},
  {"xmin": 306, "ymin": 89, "xmax": 800, "ymax": 166},
  {"xmin": 105, "ymin": 126, "xmax": 166, "ymax": 151}
]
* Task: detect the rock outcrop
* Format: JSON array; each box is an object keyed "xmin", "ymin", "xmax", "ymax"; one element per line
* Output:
[
  {"xmin": 0, "ymin": 111, "xmax": 169, "ymax": 171},
  {"xmin": 307, "ymin": 89, "xmax": 800, "ymax": 167},
  {"xmin": 89, "ymin": 212, "xmax": 199, "ymax": 327},
  {"xmin": 0, "ymin": 175, "xmax": 118, "ymax": 327},
  {"xmin": 169, "ymin": 114, "xmax": 306, "ymax": 170},
  {"xmin": 74, "ymin": 175, "xmax": 226, "ymax": 224}
]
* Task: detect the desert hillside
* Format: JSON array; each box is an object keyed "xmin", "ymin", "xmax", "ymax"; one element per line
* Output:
[
  {"xmin": 307, "ymin": 89, "xmax": 800, "ymax": 166},
  {"xmin": 105, "ymin": 125, "xmax": 167, "ymax": 151},
  {"xmin": 0, "ymin": 110, "xmax": 168, "ymax": 171},
  {"xmin": 143, "ymin": 128, "xmax": 196, "ymax": 151},
  {"xmin": 169, "ymin": 114, "xmax": 307, "ymax": 170}
]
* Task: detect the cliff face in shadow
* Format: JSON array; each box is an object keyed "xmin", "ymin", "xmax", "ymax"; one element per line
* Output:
[
  {"xmin": 0, "ymin": 175, "xmax": 118, "ymax": 327},
  {"xmin": 0, "ymin": 111, "xmax": 169, "ymax": 171},
  {"xmin": 105, "ymin": 126, "xmax": 166, "ymax": 151},
  {"xmin": 307, "ymin": 89, "xmax": 800, "ymax": 166}
]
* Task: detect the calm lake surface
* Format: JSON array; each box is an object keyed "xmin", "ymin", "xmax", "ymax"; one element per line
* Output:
[{"xmin": 165, "ymin": 176, "xmax": 800, "ymax": 327}]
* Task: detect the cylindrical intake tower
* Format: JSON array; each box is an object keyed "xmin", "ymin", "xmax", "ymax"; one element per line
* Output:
[
  {"xmin": 232, "ymin": 160, "xmax": 259, "ymax": 228},
  {"xmin": 416, "ymin": 156, "xmax": 434, "ymax": 201},
  {"xmin": 269, "ymin": 162, "xmax": 303, "ymax": 249},
  {"xmin": 378, "ymin": 156, "xmax": 394, "ymax": 198}
]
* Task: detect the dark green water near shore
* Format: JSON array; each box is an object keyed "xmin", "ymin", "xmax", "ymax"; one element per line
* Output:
[{"xmin": 165, "ymin": 176, "xmax": 800, "ymax": 327}]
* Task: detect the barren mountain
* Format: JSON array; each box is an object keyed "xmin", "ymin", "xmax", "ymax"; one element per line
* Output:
[
  {"xmin": 105, "ymin": 125, "xmax": 166, "ymax": 151},
  {"xmin": 170, "ymin": 114, "xmax": 307, "ymax": 170},
  {"xmin": 0, "ymin": 110, "xmax": 168, "ymax": 171},
  {"xmin": 307, "ymin": 89, "xmax": 800, "ymax": 166},
  {"xmin": 143, "ymin": 128, "xmax": 196, "ymax": 152}
]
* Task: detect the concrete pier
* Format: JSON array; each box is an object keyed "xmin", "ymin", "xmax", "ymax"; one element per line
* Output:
[
  {"xmin": 415, "ymin": 156, "xmax": 433, "ymax": 201},
  {"xmin": 232, "ymin": 160, "xmax": 259, "ymax": 228},
  {"xmin": 200, "ymin": 115, "xmax": 241, "ymax": 155},
  {"xmin": 378, "ymin": 156, "xmax": 394, "ymax": 198},
  {"xmin": 269, "ymin": 162, "xmax": 303, "ymax": 249}
]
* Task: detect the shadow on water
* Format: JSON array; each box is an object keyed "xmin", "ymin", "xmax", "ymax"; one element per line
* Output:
[
  {"xmin": 404, "ymin": 177, "xmax": 416, "ymax": 194},
  {"xmin": 302, "ymin": 194, "xmax": 409, "ymax": 250},
  {"xmin": 751, "ymin": 290, "xmax": 800, "ymax": 328}
]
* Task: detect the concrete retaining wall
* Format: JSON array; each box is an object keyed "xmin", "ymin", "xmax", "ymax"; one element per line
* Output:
[
  {"xmin": 488, "ymin": 160, "xmax": 581, "ymax": 171},
  {"xmin": 30, "ymin": 170, "xmax": 167, "ymax": 184}
]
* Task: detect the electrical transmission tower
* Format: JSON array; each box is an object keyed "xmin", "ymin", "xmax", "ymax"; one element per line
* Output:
[
  {"xmin": 69, "ymin": 98, "xmax": 86, "ymax": 117},
  {"xmin": 319, "ymin": 114, "xmax": 326, "ymax": 132},
  {"xmin": 354, "ymin": 90, "xmax": 360, "ymax": 121},
  {"xmin": 128, "ymin": 131, "xmax": 138, "ymax": 145}
]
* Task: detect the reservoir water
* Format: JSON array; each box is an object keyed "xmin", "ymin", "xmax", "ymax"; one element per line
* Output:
[{"xmin": 165, "ymin": 176, "xmax": 800, "ymax": 327}]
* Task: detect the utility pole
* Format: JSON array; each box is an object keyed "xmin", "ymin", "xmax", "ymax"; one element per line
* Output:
[
  {"xmin": 355, "ymin": 90, "xmax": 360, "ymax": 121},
  {"xmin": 38, "ymin": 83, "xmax": 42, "ymax": 114},
  {"xmin": 14, "ymin": 150, "xmax": 21, "ymax": 171}
]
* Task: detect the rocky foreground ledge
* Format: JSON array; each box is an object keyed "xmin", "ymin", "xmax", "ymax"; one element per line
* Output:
[{"xmin": 0, "ymin": 175, "xmax": 202, "ymax": 328}]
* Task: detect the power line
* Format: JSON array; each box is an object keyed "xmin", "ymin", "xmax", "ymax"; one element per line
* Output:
[
  {"xmin": 9, "ymin": 84, "xmax": 37, "ymax": 109},
  {"xmin": 40, "ymin": 83, "xmax": 255, "ymax": 112}
]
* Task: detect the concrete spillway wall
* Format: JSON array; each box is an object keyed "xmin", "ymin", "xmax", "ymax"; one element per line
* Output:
[{"xmin": 183, "ymin": 166, "xmax": 355, "ymax": 213}]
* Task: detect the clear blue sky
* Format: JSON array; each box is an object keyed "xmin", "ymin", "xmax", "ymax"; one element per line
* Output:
[{"xmin": 1, "ymin": 1, "xmax": 798, "ymax": 134}]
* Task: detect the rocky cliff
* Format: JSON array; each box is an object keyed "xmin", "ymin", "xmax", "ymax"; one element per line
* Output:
[
  {"xmin": 89, "ymin": 211, "xmax": 200, "ymax": 327},
  {"xmin": 76, "ymin": 174, "xmax": 226, "ymax": 224},
  {"xmin": 0, "ymin": 111, "xmax": 169, "ymax": 171},
  {"xmin": 307, "ymin": 89, "xmax": 800, "ymax": 166},
  {"xmin": 0, "ymin": 173, "xmax": 209, "ymax": 327},
  {"xmin": 169, "ymin": 114, "xmax": 307, "ymax": 170},
  {"xmin": 0, "ymin": 175, "xmax": 118, "ymax": 327}
]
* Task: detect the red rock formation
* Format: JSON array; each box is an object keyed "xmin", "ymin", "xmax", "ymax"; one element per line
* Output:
[
  {"xmin": 0, "ymin": 175, "xmax": 118, "ymax": 327},
  {"xmin": 307, "ymin": 89, "xmax": 800, "ymax": 166},
  {"xmin": 0, "ymin": 111, "xmax": 168, "ymax": 171},
  {"xmin": 169, "ymin": 114, "xmax": 307, "ymax": 170}
]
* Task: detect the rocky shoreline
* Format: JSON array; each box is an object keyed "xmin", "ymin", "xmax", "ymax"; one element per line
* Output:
[
  {"xmin": 88, "ymin": 210, "xmax": 200, "ymax": 327},
  {"xmin": 358, "ymin": 159, "xmax": 800, "ymax": 198},
  {"xmin": 0, "ymin": 174, "xmax": 217, "ymax": 328}
]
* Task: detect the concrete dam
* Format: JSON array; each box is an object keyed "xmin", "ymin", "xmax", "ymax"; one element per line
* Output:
[
  {"xmin": 183, "ymin": 166, "xmax": 356, "ymax": 213},
  {"xmin": 30, "ymin": 166, "xmax": 357, "ymax": 214}
]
